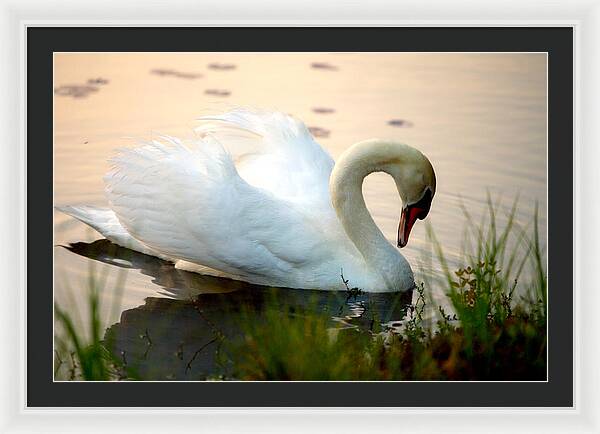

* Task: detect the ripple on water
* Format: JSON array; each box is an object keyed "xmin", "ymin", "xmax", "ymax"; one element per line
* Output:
[
  {"xmin": 150, "ymin": 68, "xmax": 203, "ymax": 79},
  {"xmin": 387, "ymin": 119, "xmax": 414, "ymax": 128},
  {"xmin": 308, "ymin": 126, "xmax": 331, "ymax": 138},
  {"xmin": 310, "ymin": 62, "xmax": 338, "ymax": 71},
  {"xmin": 204, "ymin": 89, "xmax": 231, "ymax": 97},
  {"xmin": 55, "ymin": 77, "xmax": 109, "ymax": 98},
  {"xmin": 207, "ymin": 63, "xmax": 237, "ymax": 71},
  {"xmin": 312, "ymin": 107, "xmax": 336, "ymax": 114}
]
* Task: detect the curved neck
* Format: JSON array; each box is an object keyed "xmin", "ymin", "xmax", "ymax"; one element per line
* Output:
[{"xmin": 330, "ymin": 140, "xmax": 411, "ymax": 289}]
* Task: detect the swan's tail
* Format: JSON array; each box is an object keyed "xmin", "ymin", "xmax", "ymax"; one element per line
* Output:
[
  {"xmin": 56, "ymin": 205, "xmax": 166, "ymax": 258},
  {"xmin": 57, "ymin": 205, "xmax": 117, "ymax": 235}
]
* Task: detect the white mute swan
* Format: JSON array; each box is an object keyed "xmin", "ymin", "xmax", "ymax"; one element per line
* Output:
[{"xmin": 58, "ymin": 109, "xmax": 436, "ymax": 292}]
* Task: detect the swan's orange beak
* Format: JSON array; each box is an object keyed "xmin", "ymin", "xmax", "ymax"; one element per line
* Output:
[{"xmin": 397, "ymin": 189, "xmax": 433, "ymax": 248}]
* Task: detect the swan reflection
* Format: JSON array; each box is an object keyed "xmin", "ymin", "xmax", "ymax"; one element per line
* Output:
[{"xmin": 65, "ymin": 239, "xmax": 413, "ymax": 380}]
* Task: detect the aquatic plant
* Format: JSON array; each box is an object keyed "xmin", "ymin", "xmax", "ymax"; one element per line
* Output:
[
  {"xmin": 227, "ymin": 197, "xmax": 547, "ymax": 380},
  {"xmin": 54, "ymin": 264, "xmax": 135, "ymax": 380}
]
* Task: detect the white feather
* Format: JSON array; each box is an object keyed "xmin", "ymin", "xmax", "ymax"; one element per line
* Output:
[{"xmin": 59, "ymin": 109, "xmax": 435, "ymax": 292}]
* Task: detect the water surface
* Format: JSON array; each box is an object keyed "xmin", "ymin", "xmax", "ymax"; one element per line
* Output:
[{"xmin": 53, "ymin": 53, "xmax": 547, "ymax": 379}]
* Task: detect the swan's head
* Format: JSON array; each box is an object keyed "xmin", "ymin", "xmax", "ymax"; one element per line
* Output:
[
  {"xmin": 331, "ymin": 138, "xmax": 436, "ymax": 249},
  {"xmin": 372, "ymin": 141, "xmax": 437, "ymax": 248}
]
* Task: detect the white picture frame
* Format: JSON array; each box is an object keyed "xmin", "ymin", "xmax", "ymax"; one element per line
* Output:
[{"xmin": 1, "ymin": 0, "xmax": 597, "ymax": 432}]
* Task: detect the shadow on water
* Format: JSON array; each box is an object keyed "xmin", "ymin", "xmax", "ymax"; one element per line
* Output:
[{"xmin": 63, "ymin": 239, "xmax": 413, "ymax": 380}]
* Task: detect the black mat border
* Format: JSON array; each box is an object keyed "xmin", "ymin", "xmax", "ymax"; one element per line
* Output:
[{"xmin": 27, "ymin": 27, "xmax": 573, "ymax": 407}]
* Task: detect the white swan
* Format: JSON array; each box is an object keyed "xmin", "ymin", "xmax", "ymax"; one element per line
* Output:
[{"xmin": 58, "ymin": 109, "xmax": 436, "ymax": 292}]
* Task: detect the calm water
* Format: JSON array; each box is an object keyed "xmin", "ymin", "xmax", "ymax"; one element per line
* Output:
[{"xmin": 53, "ymin": 53, "xmax": 547, "ymax": 379}]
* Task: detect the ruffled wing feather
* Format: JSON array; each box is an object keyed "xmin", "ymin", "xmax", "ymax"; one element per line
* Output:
[
  {"xmin": 104, "ymin": 112, "xmax": 341, "ymax": 286},
  {"xmin": 195, "ymin": 108, "xmax": 335, "ymax": 206}
]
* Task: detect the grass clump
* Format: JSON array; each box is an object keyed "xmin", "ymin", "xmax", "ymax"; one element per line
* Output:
[
  {"xmin": 54, "ymin": 265, "xmax": 137, "ymax": 380},
  {"xmin": 229, "ymin": 298, "xmax": 375, "ymax": 380},
  {"xmin": 227, "ymin": 198, "xmax": 547, "ymax": 381}
]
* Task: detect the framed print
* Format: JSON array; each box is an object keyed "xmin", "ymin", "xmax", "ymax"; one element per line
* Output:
[
  {"xmin": 36, "ymin": 25, "xmax": 569, "ymax": 403},
  {"xmin": 1, "ymin": 0, "xmax": 599, "ymax": 432}
]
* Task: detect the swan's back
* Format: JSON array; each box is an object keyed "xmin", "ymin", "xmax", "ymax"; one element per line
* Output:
[
  {"xmin": 196, "ymin": 109, "xmax": 334, "ymax": 205},
  {"xmin": 103, "ymin": 109, "xmax": 358, "ymax": 289}
]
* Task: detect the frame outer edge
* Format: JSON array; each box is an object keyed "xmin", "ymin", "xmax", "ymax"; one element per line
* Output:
[
  {"xmin": 579, "ymin": 3, "xmax": 600, "ymax": 432},
  {"xmin": 0, "ymin": 1, "xmax": 596, "ymax": 433}
]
